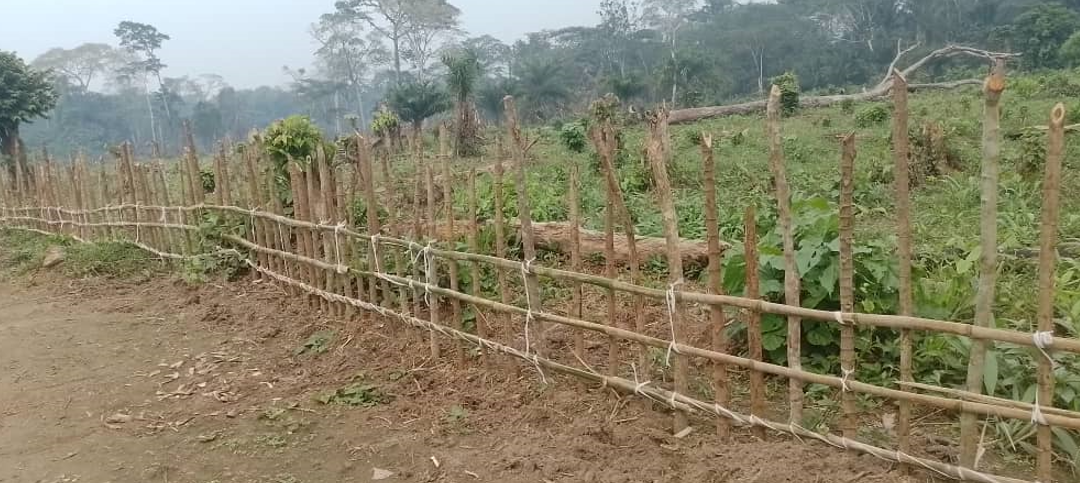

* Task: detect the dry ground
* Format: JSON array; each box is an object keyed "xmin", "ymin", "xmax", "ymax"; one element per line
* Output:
[{"xmin": 0, "ymin": 268, "xmax": 914, "ymax": 483}]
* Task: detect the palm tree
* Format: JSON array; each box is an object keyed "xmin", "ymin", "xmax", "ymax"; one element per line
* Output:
[
  {"xmin": 387, "ymin": 80, "xmax": 451, "ymax": 135},
  {"xmin": 442, "ymin": 49, "xmax": 483, "ymax": 157},
  {"xmin": 516, "ymin": 59, "xmax": 570, "ymax": 121}
]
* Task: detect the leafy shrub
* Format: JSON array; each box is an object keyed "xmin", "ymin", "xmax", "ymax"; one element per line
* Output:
[
  {"xmin": 854, "ymin": 104, "xmax": 889, "ymax": 127},
  {"xmin": 559, "ymin": 119, "xmax": 589, "ymax": 153},
  {"xmin": 770, "ymin": 71, "xmax": 800, "ymax": 116},
  {"xmin": 370, "ymin": 110, "xmax": 400, "ymax": 137}
]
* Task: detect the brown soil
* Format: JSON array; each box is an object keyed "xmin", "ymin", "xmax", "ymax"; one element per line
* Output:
[{"xmin": 0, "ymin": 273, "xmax": 914, "ymax": 483}]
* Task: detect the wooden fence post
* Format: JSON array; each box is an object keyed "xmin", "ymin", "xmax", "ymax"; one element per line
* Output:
[
  {"xmin": 839, "ymin": 133, "xmax": 857, "ymax": 440},
  {"xmin": 644, "ymin": 106, "xmax": 688, "ymax": 433},
  {"xmin": 440, "ymin": 124, "xmax": 465, "ymax": 366},
  {"xmin": 1034, "ymin": 103, "xmax": 1065, "ymax": 482},
  {"xmin": 745, "ymin": 205, "xmax": 765, "ymax": 440},
  {"xmin": 892, "ymin": 69, "xmax": 915, "ymax": 465},
  {"xmin": 568, "ymin": 159, "xmax": 584, "ymax": 361},
  {"xmin": 504, "ymin": 96, "xmax": 545, "ymax": 359},
  {"xmin": 961, "ymin": 58, "xmax": 1006, "ymax": 467},
  {"xmin": 702, "ymin": 134, "xmax": 730, "ymax": 438},
  {"xmin": 767, "ymin": 85, "xmax": 803, "ymax": 425},
  {"xmin": 592, "ymin": 116, "xmax": 646, "ymax": 373},
  {"xmin": 467, "ymin": 168, "xmax": 488, "ymax": 369}
]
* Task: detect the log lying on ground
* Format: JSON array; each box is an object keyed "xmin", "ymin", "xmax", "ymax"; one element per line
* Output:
[
  {"xmin": 670, "ymin": 44, "xmax": 1017, "ymax": 125},
  {"xmin": 427, "ymin": 220, "xmax": 726, "ymax": 265}
]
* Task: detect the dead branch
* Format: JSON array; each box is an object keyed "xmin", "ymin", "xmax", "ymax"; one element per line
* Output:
[{"xmin": 671, "ymin": 44, "xmax": 1017, "ymax": 125}]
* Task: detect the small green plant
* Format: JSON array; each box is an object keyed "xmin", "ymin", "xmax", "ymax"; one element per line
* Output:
[
  {"xmin": 559, "ymin": 119, "xmax": 589, "ymax": 153},
  {"xmin": 295, "ymin": 330, "xmax": 335, "ymax": 356},
  {"xmin": 445, "ymin": 405, "xmax": 469, "ymax": 424},
  {"xmin": 314, "ymin": 382, "xmax": 390, "ymax": 407},
  {"xmin": 854, "ymin": 104, "xmax": 889, "ymax": 127},
  {"xmin": 770, "ymin": 71, "xmax": 800, "ymax": 116}
]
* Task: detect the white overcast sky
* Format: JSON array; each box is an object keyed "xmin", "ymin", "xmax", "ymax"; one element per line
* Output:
[{"xmin": 2, "ymin": 0, "xmax": 603, "ymax": 88}]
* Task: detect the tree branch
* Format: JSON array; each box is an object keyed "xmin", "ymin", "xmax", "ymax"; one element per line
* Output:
[{"xmin": 670, "ymin": 44, "xmax": 1019, "ymax": 125}]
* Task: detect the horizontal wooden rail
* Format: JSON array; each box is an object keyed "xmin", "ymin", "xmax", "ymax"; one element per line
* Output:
[{"xmin": 6, "ymin": 204, "xmax": 1078, "ymax": 354}]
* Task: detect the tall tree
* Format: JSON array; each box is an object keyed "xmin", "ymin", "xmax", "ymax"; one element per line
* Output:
[
  {"xmin": 31, "ymin": 43, "xmax": 125, "ymax": 91},
  {"xmin": 643, "ymin": 0, "xmax": 701, "ymax": 103},
  {"xmin": 0, "ymin": 51, "xmax": 58, "ymax": 174},
  {"xmin": 335, "ymin": 0, "xmax": 461, "ymax": 84},
  {"xmin": 312, "ymin": 10, "xmax": 389, "ymax": 129},
  {"xmin": 114, "ymin": 21, "xmax": 172, "ymax": 147},
  {"xmin": 401, "ymin": 0, "xmax": 461, "ymax": 78}
]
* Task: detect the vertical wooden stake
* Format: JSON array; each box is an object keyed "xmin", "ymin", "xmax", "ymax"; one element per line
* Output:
[
  {"xmin": 379, "ymin": 148, "xmax": 408, "ymax": 319},
  {"xmin": 839, "ymin": 133, "xmax": 857, "ymax": 440},
  {"xmin": 568, "ymin": 158, "xmax": 584, "ymax": 361},
  {"xmin": 494, "ymin": 153, "xmax": 510, "ymax": 312},
  {"xmin": 360, "ymin": 137, "xmax": 385, "ymax": 310},
  {"xmin": 768, "ymin": 85, "xmax": 803, "ymax": 425},
  {"xmin": 425, "ymin": 160, "xmax": 441, "ymax": 360},
  {"xmin": 892, "ymin": 69, "xmax": 915, "ymax": 464},
  {"xmin": 745, "ymin": 205, "xmax": 765, "ymax": 440},
  {"xmin": 701, "ymin": 134, "xmax": 730, "ymax": 438},
  {"xmin": 213, "ymin": 143, "xmax": 226, "ymax": 205},
  {"xmin": 1034, "ymin": 103, "xmax": 1065, "ymax": 483},
  {"xmin": 603, "ymin": 166, "xmax": 619, "ymax": 372},
  {"xmin": 592, "ymin": 118, "xmax": 644, "ymax": 373},
  {"xmin": 961, "ymin": 59, "xmax": 1006, "ymax": 467},
  {"xmin": 467, "ymin": 168, "xmax": 488, "ymax": 369},
  {"xmin": 440, "ymin": 130, "xmax": 464, "ymax": 366},
  {"xmin": 644, "ymin": 106, "xmax": 687, "ymax": 433},
  {"xmin": 504, "ymin": 96, "xmax": 545, "ymax": 359},
  {"xmin": 289, "ymin": 162, "xmax": 317, "ymax": 307},
  {"xmin": 317, "ymin": 146, "xmax": 342, "ymax": 316}
]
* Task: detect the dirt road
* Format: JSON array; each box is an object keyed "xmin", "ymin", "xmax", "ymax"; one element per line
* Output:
[{"xmin": 0, "ymin": 274, "xmax": 909, "ymax": 483}]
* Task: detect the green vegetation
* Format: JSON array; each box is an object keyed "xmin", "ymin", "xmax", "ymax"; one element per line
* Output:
[{"xmin": 314, "ymin": 379, "xmax": 391, "ymax": 407}]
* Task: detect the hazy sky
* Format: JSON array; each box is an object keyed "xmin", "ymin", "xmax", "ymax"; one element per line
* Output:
[{"xmin": 2, "ymin": 0, "xmax": 602, "ymax": 88}]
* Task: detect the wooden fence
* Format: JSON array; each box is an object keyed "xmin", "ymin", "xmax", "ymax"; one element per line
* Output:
[{"xmin": 1, "ymin": 80, "xmax": 1076, "ymax": 483}]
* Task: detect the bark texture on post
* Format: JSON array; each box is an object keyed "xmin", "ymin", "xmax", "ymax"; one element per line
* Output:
[
  {"xmin": 504, "ymin": 96, "xmax": 545, "ymax": 359},
  {"xmin": 892, "ymin": 69, "xmax": 915, "ymax": 463},
  {"xmin": 644, "ymin": 107, "xmax": 688, "ymax": 433},
  {"xmin": 592, "ymin": 117, "xmax": 646, "ymax": 372},
  {"xmin": 838, "ymin": 133, "xmax": 857, "ymax": 440},
  {"xmin": 1035, "ymin": 103, "xmax": 1065, "ymax": 482},
  {"xmin": 701, "ymin": 134, "xmax": 730, "ymax": 438},
  {"xmin": 745, "ymin": 205, "xmax": 765, "ymax": 440},
  {"xmin": 568, "ymin": 159, "xmax": 584, "ymax": 360},
  {"xmin": 767, "ymin": 85, "xmax": 803, "ymax": 425},
  {"xmin": 961, "ymin": 58, "xmax": 1006, "ymax": 468}
]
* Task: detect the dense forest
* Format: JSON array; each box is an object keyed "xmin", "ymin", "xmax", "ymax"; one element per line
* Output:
[{"xmin": 8, "ymin": 0, "xmax": 1080, "ymax": 157}]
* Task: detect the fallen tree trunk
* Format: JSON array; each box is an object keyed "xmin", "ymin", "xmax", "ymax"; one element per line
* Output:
[
  {"xmin": 670, "ymin": 44, "xmax": 1016, "ymax": 125},
  {"xmin": 427, "ymin": 220, "xmax": 728, "ymax": 266}
]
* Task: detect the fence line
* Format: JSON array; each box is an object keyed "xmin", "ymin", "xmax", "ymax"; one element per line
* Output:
[{"xmin": 1, "ymin": 87, "xmax": 1074, "ymax": 483}]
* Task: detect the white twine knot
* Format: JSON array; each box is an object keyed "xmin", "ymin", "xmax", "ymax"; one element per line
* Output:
[
  {"xmin": 1033, "ymin": 331, "xmax": 1056, "ymax": 367},
  {"xmin": 332, "ymin": 222, "xmax": 348, "ymax": 274},
  {"xmin": 829, "ymin": 311, "xmax": 846, "ymax": 326},
  {"xmin": 840, "ymin": 368, "xmax": 855, "ymax": 392},
  {"xmin": 369, "ymin": 234, "xmax": 381, "ymax": 273},
  {"xmin": 420, "ymin": 242, "xmax": 435, "ymax": 305},
  {"xmin": 1032, "ymin": 392, "xmax": 1049, "ymax": 426},
  {"xmin": 664, "ymin": 279, "xmax": 685, "ymax": 366},
  {"xmin": 520, "ymin": 257, "xmax": 538, "ymax": 354},
  {"xmin": 631, "ymin": 363, "xmax": 651, "ymax": 397},
  {"xmin": 159, "ymin": 206, "xmax": 168, "ymax": 223}
]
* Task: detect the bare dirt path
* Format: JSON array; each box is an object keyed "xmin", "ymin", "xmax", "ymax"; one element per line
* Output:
[{"xmin": 0, "ymin": 273, "xmax": 911, "ymax": 483}]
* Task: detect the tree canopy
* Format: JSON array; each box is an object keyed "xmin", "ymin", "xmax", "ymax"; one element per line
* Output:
[{"xmin": 0, "ymin": 51, "xmax": 58, "ymax": 161}]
